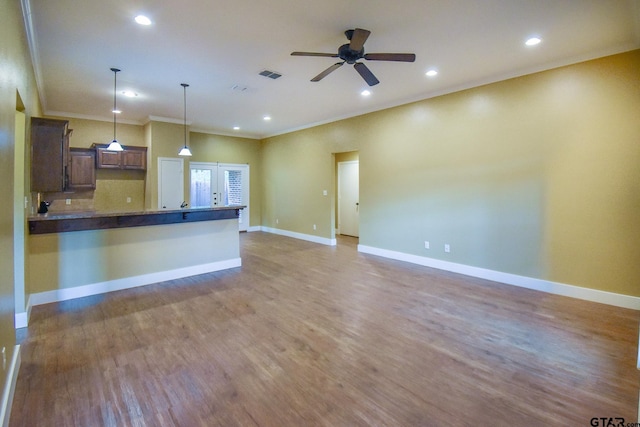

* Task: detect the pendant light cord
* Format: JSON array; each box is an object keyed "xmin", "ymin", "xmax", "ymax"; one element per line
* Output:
[
  {"xmin": 182, "ymin": 83, "xmax": 189, "ymax": 147},
  {"xmin": 111, "ymin": 68, "xmax": 120, "ymax": 141}
]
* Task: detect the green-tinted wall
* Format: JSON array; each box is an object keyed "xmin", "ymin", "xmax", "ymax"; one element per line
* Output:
[
  {"xmin": 261, "ymin": 50, "xmax": 640, "ymax": 298},
  {"xmin": 0, "ymin": 0, "xmax": 44, "ymax": 401}
]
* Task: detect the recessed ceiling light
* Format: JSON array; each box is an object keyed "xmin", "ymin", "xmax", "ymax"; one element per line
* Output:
[
  {"xmin": 525, "ymin": 37, "xmax": 542, "ymax": 46},
  {"xmin": 233, "ymin": 126, "xmax": 240, "ymax": 130},
  {"xmin": 263, "ymin": 116, "xmax": 271, "ymax": 121},
  {"xmin": 361, "ymin": 90, "xmax": 371, "ymax": 96},
  {"xmin": 135, "ymin": 15, "xmax": 152, "ymax": 26},
  {"xmin": 122, "ymin": 90, "xmax": 138, "ymax": 98},
  {"xmin": 425, "ymin": 69, "xmax": 438, "ymax": 77}
]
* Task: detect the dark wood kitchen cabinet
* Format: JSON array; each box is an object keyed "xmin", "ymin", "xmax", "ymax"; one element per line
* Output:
[
  {"xmin": 31, "ymin": 117, "xmax": 70, "ymax": 192},
  {"xmin": 93, "ymin": 144, "xmax": 147, "ymax": 170},
  {"xmin": 68, "ymin": 148, "xmax": 96, "ymax": 190}
]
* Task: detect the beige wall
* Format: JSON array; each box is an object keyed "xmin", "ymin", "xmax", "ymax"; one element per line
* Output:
[
  {"xmin": 261, "ymin": 50, "xmax": 640, "ymax": 298},
  {"xmin": 262, "ymin": 128, "xmax": 342, "ymax": 237},
  {"xmin": 0, "ymin": 0, "xmax": 44, "ymax": 399},
  {"xmin": 144, "ymin": 120, "xmax": 186, "ymax": 210}
]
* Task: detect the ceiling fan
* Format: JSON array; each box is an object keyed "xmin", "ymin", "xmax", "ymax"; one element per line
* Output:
[{"xmin": 291, "ymin": 28, "xmax": 416, "ymax": 86}]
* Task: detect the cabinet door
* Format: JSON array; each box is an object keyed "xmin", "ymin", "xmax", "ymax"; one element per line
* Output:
[
  {"xmin": 122, "ymin": 148, "xmax": 147, "ymax": 170},
  {"xmin": 68, "ymin": 148, "xmax": 96, "ymax": 190},
  {"xmin": 31, "ymin": 118, "xmax": 69, "ymax": 192},
  {"xmin": 96, "ymin": 148, "xmax": 122, "ymax": 169}
]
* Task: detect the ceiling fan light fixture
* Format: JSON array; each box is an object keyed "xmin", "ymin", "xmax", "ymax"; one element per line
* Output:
[
  {"xmin": 292, "ymin": 28, "xmax": 415, "ymax": 86},
  {"xmin": 107, "ymin": 67, "xmax": 124, "ymax": 151},
  {"xmin": 178, "ymin": 83, "xmax": 192, "ymax": 157}
]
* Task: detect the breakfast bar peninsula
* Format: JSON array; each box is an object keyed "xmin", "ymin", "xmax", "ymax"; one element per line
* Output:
[{"xmin": 26, "ymin": 206, "xmax": 243, "ymax": 315}]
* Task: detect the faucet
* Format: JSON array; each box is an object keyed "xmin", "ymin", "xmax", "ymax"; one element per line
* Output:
[
  {"xmin": 37, "ymin": 201, "xmax": 50, "ymax": 214},
  {"xmin": 180, "ymin": 201, "xmax": 188, "ymax": 208}
]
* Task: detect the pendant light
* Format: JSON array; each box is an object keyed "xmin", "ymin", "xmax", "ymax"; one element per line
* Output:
[
  {"xmin": 107, "ymin": 67, "xmax": 124, "ymax": 151},
  {"xmin": 178, "ymin": 83, "xmax": 192, "ymax": 156}
]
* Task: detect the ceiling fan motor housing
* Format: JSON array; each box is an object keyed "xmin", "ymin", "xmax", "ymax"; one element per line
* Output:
[{"xmin": 338, "ymin": 43, "xmax": 364, "ymax": 64}]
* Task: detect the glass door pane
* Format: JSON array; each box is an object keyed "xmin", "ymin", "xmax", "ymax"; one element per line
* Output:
[{"xmin": 190, "ymin": 167, "xmax": 213, "ymax": 208}]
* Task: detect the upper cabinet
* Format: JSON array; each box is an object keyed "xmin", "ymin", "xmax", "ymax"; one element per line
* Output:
[
  {"xmin": 31, "ymin": 117, "xmax": 71, "ymax": 193},
  {"xmin": 93, "ymin": 144, "xmax": 147, "ymax": 170},
  {"xmin": 68, "ymin": 148, "xmax": 96, "ymax": 190}
]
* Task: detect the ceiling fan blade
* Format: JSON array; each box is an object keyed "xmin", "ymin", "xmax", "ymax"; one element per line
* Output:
[
  {"xmin": 311, "ymin": 62, "xmax": 344, "ymax": 82},
  {"xmin": 364, "ymin": 53, "xmax": 416, "ymax": 62},
  {"xmin": 291, "ymin": 52, "xmax": 339, "ymax": 58},
  {"xmin": 349, "ymin": 28, "xmax": 371, "ymax": 52},
  {"xmin": 353, "ymin": 62, "xmax": 379, "ymax": 86}
]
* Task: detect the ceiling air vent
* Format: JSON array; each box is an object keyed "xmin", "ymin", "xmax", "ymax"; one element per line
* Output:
[{"xmin": 259, "ymin": 70, "xmax": 282, "ymax": 79}]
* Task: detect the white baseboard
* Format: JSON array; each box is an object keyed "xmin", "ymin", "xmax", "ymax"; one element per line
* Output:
[
  {"xmin": 247, "ymin": 226, "xmax": 262, "ymax": 232},
  {"xmin": 0, "ymin": 345, "xmax": 20, "ymax": 427},
  {"xmin": 358, "ymin": 244, "xmax": 640, "ymax": 310},
  {"xmin": 20, "ymin": 258, "xmax": 241, "ymax": 325},
  {"xmin": 261, "ymin": 227, "xmax": 336, "ymax": 246},
  {"xmin": 14, "ymin": 299, "xmax": 31, "ymax": 329}
]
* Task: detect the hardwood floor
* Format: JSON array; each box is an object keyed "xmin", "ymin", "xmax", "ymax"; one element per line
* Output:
[{"xmin": 10, "ymin": 232, "xmax": 640, "ymax": 426}]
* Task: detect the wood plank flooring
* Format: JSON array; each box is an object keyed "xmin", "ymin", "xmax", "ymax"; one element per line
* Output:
[{"xmin": 10, "ymin": 232, "xmax": 640, "ymax": 426}]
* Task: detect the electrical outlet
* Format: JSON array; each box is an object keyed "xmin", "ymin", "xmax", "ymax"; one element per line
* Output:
[
  {"xmin": 323, "ymin": 190, "xmax": 328, "ymax": 196},
  {"xmin": 126, "ymin": 197, "xmax": 131, "ymax": 203},
  {"xmin": 444, "ymin": 244, "xmax": 450, "ymax": 253},
  {"xmin": 65, "ymin": 198, "xmax": 71, "ymax": 205},
  {"xmin": 313, "ymin": 224, "xmax": 317, "ymax": 230},
  {"xmin": 424, "ymin": 241, "xmax": 430, "ymax": 249},
  {"xmin": 276, "ymin": 219, "xmax": 279, "ymax": 225}
]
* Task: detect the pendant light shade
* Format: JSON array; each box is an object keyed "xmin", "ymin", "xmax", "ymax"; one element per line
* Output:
[
  {"xmin": 107, "ymin": 67, "xmax": 124, "ymax": 151},
  {"xmin": 178, "ymin": 83, "xmax": 192, "ymax": 156}
]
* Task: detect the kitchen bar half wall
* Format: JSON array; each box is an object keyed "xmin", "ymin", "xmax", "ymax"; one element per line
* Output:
[{"xmin": 21, "ymin": 207, "xmax": 243, "ymax": 328}]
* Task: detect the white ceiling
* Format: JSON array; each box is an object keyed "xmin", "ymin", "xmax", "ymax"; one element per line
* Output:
[{"xmin": 24, "ymin": 0, "xmax": 640, "ymax": 139}]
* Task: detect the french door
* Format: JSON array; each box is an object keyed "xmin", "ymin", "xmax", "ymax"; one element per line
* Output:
[{"xmin": 190, "ymin": 162, "xmax": 249, "ymax": 231}]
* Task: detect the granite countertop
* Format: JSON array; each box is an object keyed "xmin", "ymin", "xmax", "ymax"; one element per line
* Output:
[
  {"xmin": 28, "ymin": 206, "xmax": 246, "ymax": 234},
  {"xmin": 29, "ymin": 206, "xmax": 245, "ymax": 221}
]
